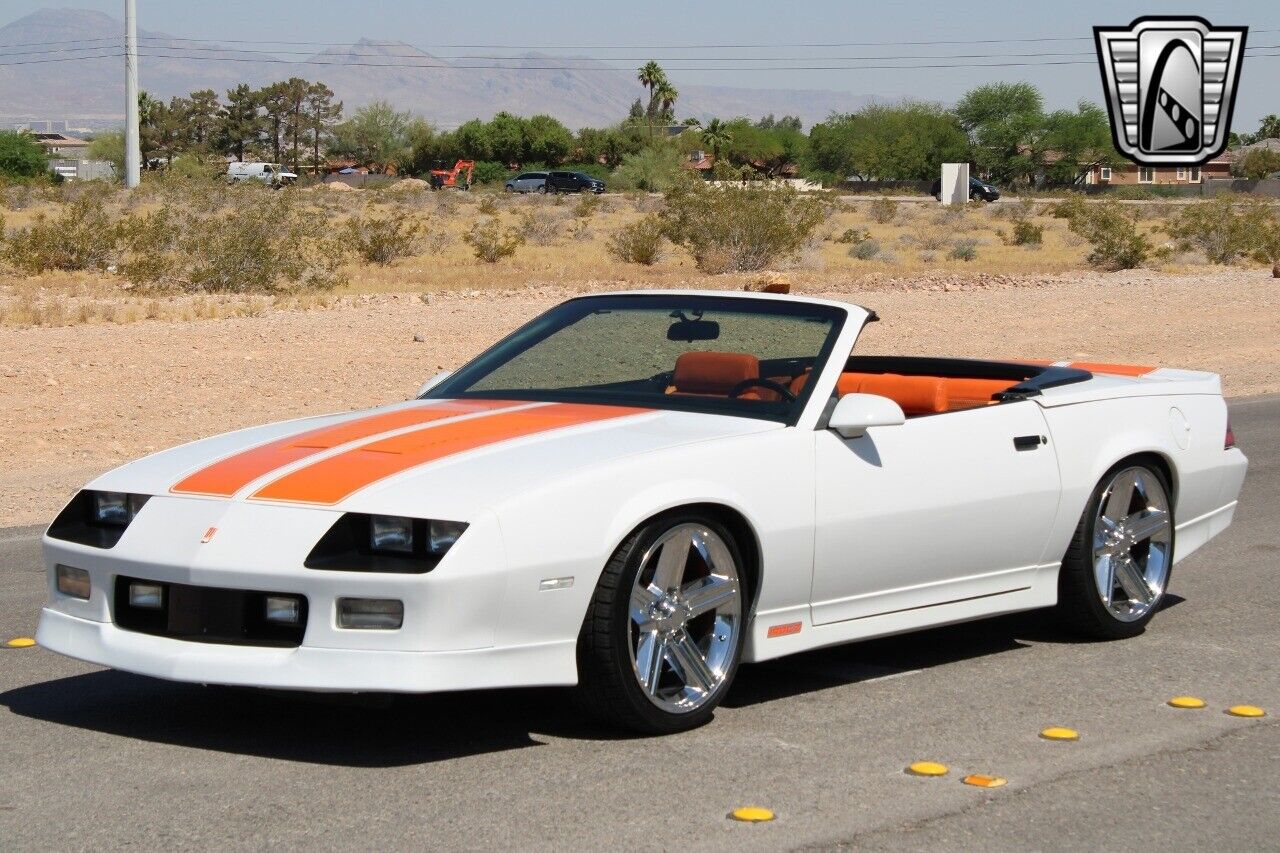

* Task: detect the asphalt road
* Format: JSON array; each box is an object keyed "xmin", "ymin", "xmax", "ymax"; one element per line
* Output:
[{"xmin": 1, "ymin": 397, "xmax": 1276, "ymax": 851}]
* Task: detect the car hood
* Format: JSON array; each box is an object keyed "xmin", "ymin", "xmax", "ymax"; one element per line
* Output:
[{"xmin": 86, "ymin": 399, "xmax": 780, "ymax": 519}]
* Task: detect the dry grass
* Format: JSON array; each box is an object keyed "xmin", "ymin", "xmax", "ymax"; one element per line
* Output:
[{"xmin": 0, "ymin": 185, "xmax": 1269, "ymax": 327}]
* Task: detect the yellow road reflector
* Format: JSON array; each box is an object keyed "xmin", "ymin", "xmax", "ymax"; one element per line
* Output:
[
  {"xmin": 906, "ymin": 761, "xmax": 949, "ymax": 777},
  {"xmin": 5, "ymin": 637, "xmax": 36, "ymax": 648},
  {"xmin": 962, "ymin": 774, "xmax": 1008, "ymax": 788},
  {"xmin": 729, "ymin": 806, "xmax": 775, "ymax": 823},
  {"xmin": 1040, "ymin": 727, "xmax": 1080, "ymax": 741},
  {"xmin": 1168, "ymin": 696, "xmax": 1206, "ymax": 709},
  {"xmin": 1226, "ymin": 705, "xmax": 1266, "ymax": 718}
]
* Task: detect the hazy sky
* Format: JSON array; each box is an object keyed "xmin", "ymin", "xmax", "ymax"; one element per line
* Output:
[{"xmin": 8, "ymin": 0, "xmax": 1277, "ymax": 130}]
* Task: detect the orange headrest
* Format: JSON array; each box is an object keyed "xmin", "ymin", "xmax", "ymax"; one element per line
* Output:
[
  {"xmin": 837, "ymin": 372, "xmax": 947, "ymax": 415},
  {"xmin": 672, "ymin": 351, "xmax": 760, "ymax": 395}
]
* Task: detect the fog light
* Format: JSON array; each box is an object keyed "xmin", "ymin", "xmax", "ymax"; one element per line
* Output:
[
  {"xmin": 337, "ymin": 598, "xmax": 403, "ymax": 630},
  {"xmin": 264, "ymin": 595, "xmax": 301, "ymax": 625},
  {"xmin": 128, "ymin": 582, "xmax": 164, "ymax": 609},
  {"xmin": 55, "ymin": 564, "xmax": 91, "ymax": 600}
]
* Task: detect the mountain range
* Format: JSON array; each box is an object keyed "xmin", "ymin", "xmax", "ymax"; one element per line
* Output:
[{"xmin": 0, "ymin": 9, "xmax": 873, "ymax": 129}]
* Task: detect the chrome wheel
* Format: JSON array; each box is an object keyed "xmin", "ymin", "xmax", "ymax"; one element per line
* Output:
[
  {"xmin": 628, "ymin": 523, "xmax": 741, "ymax": 714},
  {"xmin": 1092, "ymin": 467, "xmax": 1172, "ymax": 622}
]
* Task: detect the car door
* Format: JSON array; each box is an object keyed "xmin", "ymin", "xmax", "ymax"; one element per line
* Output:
[{"xmin": 810, "ymin": 399, "xmax": 1061, "ymax": 625}]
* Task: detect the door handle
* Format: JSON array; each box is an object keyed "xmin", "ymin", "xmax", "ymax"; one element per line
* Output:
[{"xmin": 1013, "ymin": 434, "xmax": 1047, "ymax": 450}]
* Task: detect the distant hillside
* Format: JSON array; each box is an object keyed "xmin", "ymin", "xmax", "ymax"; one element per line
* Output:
[{"xmin": 0, "ymin": 8, "xmax": 872, "ymax": 129}]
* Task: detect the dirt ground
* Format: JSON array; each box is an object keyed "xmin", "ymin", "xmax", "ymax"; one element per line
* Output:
[{"xmin": 2, "ymin": 268, "xmax": 1276, "ymax": 527}]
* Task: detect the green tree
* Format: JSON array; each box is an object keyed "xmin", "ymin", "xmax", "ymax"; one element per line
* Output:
[
  {"xmin": 453, "ymin": 118, "xmax": 493, "ymax": 160},
  {"xmin": 136, "ymin": 90, "xmax": 161, "ymax": 166},
  {"xmin": 1236, "ymin": 148, "xmax": 1280, "ymax": 180},
  {"xmin": 87, "ymin": 131, "xmax": 126, "ymax": 177},
  {"xmin": 0, "ymin": 131, "xmax": 48, "ymax": 178},
  {"xmin": 655, "ymin": 81, "xmax": 679, "ymax": 126},
  {"xmin": 304, "ymin": 81, "xmax": 342, "ymax": 173},
  {"xmin": 699, "ymin": 118, "xmax": 733, "ymax": 162},
  {"xmin": 523, "ymin": 114, "xmax": 573, "ymax": 164},
  {"xmin": 274, "ymin": 77, "xmax": 311, "ymax": 171},
  {"xmin": 1041, "ymin": 101, "xmax": 1124, "ymax": 186},
  {"xmin": 808, "ymin": 102, "xmax": 967, "ymax": 182},
  {"xmin": 258, "ymin": 81, "xmax": 290, "ymax": 165},
  {"xmin": 487, "ymin": 111, "xmax": 527, "ymax": 164},
  {"xmin": 217, "ymin": 84, "xmax": 262, "ymax": 162},
  {"xmin": 186, "ymin": 89, "xmax": 220, "ymax": 148},
  {"xmin": 330, "ymin": 100, "xmax": 412, "ymax": 172},
  {"xmin": 955, "ymin": 81, "xmax": 1045, "ymax": 184}
]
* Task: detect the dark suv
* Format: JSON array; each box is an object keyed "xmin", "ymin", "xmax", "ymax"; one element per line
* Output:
[
  {"xmin": 930, "ymin": 176, "xmax": 1000, "ymax": 202},
  {"xmin": 546, "ymin": 171, "xmax": 605, "ymax": 194}
]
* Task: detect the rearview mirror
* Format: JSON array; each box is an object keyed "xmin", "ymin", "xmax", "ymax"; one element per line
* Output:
[
  {"xmin": 827, "ymin": 393, "xmax": 906, "ymax": 438},
  {"xmin": 667, "ymin": 319, "xmax": 720, "ymax": 342},
  {"xmin": 417, "ymin": 370, "xmax": 452, "ymax": 398}
]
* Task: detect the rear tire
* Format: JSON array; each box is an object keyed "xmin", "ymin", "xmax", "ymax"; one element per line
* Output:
[
  {"xmin": 576, "ymin": 512, "xmax": 747, "ymax": 734},
  {"xmin": 1056, "ymin": 461, "xmax": 1174, "ymax": 639}
]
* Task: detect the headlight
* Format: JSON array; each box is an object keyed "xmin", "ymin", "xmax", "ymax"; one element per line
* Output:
[
  {"xmin": 47, "ymin": 490, "xmax": 151, "ymax": 549},
  {"xmin": 306, "ymin": 513, "xmax": 469, "ymax": 573}
]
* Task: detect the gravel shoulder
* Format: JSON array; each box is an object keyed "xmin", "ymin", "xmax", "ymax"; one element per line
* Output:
[{"xmin": 1, "ymin": 269, "xmax": 1276, "ymax": 526}]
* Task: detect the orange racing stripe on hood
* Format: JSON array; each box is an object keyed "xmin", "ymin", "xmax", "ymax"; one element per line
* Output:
[
  {"xmin": 250, "ymin": 403, "xmax": 650, "ymax": 505},
  {"xmin": 171, "ymin": 400, "xmax": 517, "ymax": 497},
  {"xmin": 1066, "ymin": 361, "xmax": 1156, "ymax": 377}
]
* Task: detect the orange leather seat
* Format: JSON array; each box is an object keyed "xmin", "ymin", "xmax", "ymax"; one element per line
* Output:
[
  {"xmin": 671, "ymin": 351, "xmax": 760, "ymax": 397},
  {"xmin": 940, "ymin": 377, "xmax": 1017, "ymax": 409},
  {"xmin": 790, "ymin": 371, "xmax": 1014, "ymax": 415}
]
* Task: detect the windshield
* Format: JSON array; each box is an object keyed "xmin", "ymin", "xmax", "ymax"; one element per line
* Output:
[{"xmin": 427, "ymin": 294, "xmax": 847, "ymax": 423}]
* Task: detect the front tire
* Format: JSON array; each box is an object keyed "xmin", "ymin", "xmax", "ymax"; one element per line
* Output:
[
  {"xmin": 1056, "ymin": 462, "xmax": 1174, "ymax": 639},
  {"xmin": 576, "ymin": 513, "xmax": 747, "ymax": 734}
]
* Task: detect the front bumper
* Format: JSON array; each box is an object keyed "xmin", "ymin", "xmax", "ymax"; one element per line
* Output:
[{"xmin": 37, "ymin": 608, "xmax": 576, "ymax": 692}]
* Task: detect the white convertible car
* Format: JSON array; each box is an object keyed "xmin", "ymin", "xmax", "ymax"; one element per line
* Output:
[{"xmin": 37, "ymin": 291, "xmax": 1247, "ymax": 733}]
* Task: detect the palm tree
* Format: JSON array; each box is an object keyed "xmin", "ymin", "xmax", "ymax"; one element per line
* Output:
[
  {"xmin": 700, "ymin": 117, "xmax": 732, "ymax": 163},
  {"xmin": 637, "ymin": 61, "xmax": 666, "ymax": 138},
  {"xmin": 656, "ymin": 82, "xmax": 679, "ymax": 128}
]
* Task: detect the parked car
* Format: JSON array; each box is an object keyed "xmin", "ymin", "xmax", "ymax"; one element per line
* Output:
[
  {"xmin": 225, "ymin": 162, "xmax": 298, "ymax": 188},
  {"xmin": 931, "ymin": 176, "xmax": 1001, "ymax": 202},
  {"xmin": 546, "ymin": 170, "xmax": 605, "ymax": 194},
  {"xmin": 505, "ymin": 172, "xmax": 548, "ymax": 193},
  {"xmin": 36, "ymin": 290, "xmax": 1247, "ymax": 734}
]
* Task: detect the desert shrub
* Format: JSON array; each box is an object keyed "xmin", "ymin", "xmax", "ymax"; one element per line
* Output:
[
  {"xmin": 1164, "ymin": 195, "xmax": 1260, "ymax": 265},
  {"xmin": 606, "ymin": 214, "xmax": 665, "ymax": 265},
  {"xmin": 833, "ymin": 227, "xmax": 870, "ymax": 244},
  {"xmin": 850, "ymin": 239, "xmax": 881, "ymax": 260},
  {"xmin": 464, "ymin": 217, "xmax": 524, "ymax": 262},
  {"xmin": 949, "ymin": 239, "xmax": 978, "ymax": 261},
  {"xmin": 868, "ymin": 197, "xmax": 898, "ymax": 224},
  {"xmin": 516, "ymin": 209, "xmax": 562, "ymax": 242},
  {"xmin": 573, "ymin": 192, "xmax": 602, "ymax": 219},
  {"xmin": 348, "ymin": 209, "xmax": 427, "ymax": 264},
  {"xmin": 470, "ymin": 161, "xmax": 509, "ymax": 185},
  {"xmin": 0, "ymin": 131, "xmax": 48, "ymax": 179},
  {"xmin": 660, "ymin": 182, "xmax": 825, "ymax": 273},
  {"xmin": 118, "ymin": 194, "xmax": 346, "ymax": 292},
  {"xmin": 1243, "ymin": 202, "xmax": 1280, "ymax": 277},
  {"xmin": 3, "ymin": 195, "xmax": 118, "ymax": 272},
  {"xmin": 913, "ymin": 228, "xmax": 950, "ymax": 251},
  {"xmin": 1008, "ymin": 219, "xmax": 1044, "ymax": 246},
  {"xmin": 1048, "ymin": 194, "xmax": 1089, "ymax": 221},
  {"xmin": 1236, "ymin": 148, "xmax": 1280, "ymax": 180},
  {"xmin": 1067, "ymin": 202, "xmax": 1153, "ymax": 270},
  {"xmin": 476, "ymin": 195, "xmax": 500, "ymax": 216}
]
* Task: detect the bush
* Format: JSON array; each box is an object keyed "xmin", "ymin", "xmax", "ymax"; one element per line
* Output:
[
  {"xmin": 3, "ymin": 195, "xmax": 118, "ymax": 272},
  {"xmin": 476, "ymin": 195, "xmax": 499, "ymax": 216},
  {"xmin": 660, "ymin": 182, "xmax": 825, "ymax": 273},
  {"xmin": 1067, "ymin": 202, "xmax": 1153, "ymax": 270},
  {"xmin": 348, "ymin": 209, "xmax": 427, "ymax": 264},
  {"xmin": 833, "ymin": 227, "xmax": 870, "ymax": 244},
  {"xmin": 868, "ymin": 197, "xmax": 898, "ymax": 224},
  {"xmin": 1236, "ymin": 149, "xmax": 1280, "ymax": 181},
  {"xmin": 948, "ymin": 239, "xmax": 978, "ymax": 261},
  {"xmin": 1009, "ymin": 219, "xmax": 1044, "ymax": 246},
  {"xmin": 611, "ymin": 147, "xmax": 686, "ymax": 192},
  {"xmin": 470, "ymin": 161, "xmax": 510, "ymax": 186},
  {"xmin": 606, "ymin": 214, "xmax": 664, "ymax": 265},
  {"xmin": 850, "ymin": 239, "xmax": 881, "ymax": 260},
  {"xmin": 0, "ymin": 131, "xmax": 49, "ymax": 179},
  {"xmin": 1164, "ymin": 195, "xmax": 1259, "ymax": 264},
  {"xmin": 573, "ymin": 192, "xmax": 602, "ymax": 219},
  {"xmin": 1049, "ymin": 194, "xmax": 1089, "ymax": 221},
  {"xmin": 464, "ymin": 217, "xmax": 523, "ymax": 262},
  {"xmin": 118, "ymin": 194, "xmax": 346, "ymax": 292}
]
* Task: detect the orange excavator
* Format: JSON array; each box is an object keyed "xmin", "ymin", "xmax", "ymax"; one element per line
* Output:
[{"xmin": 429, "ymin": 159, "xmax": 475, "ymax": 190}]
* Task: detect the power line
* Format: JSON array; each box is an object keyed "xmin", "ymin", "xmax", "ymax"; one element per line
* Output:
[{"xmin": 0, "ymin": 51, "xmax": 122, "ymax": 67}]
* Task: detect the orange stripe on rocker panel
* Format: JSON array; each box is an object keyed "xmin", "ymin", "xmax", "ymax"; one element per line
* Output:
[
  {"xmin": 172, "ymin": 400, "xmax": 515, "ymax": 497},
  {"xmin": 1068, "ymin": 361, "xmax": 1156, "ymax": 377},
  {"xmin": 251, "ymin": 403, "xmax": 649, "ymax": 505}
]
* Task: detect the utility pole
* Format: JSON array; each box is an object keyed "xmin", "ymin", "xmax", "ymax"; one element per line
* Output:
[{"xmin": 124, "ymin": 0, "xmax": 140, "ymax": 188}]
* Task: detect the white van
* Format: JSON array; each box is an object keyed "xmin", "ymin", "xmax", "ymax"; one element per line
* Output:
[{"xmin": 225, "ymin": 162, "xmax": 298, "ymax": 187}]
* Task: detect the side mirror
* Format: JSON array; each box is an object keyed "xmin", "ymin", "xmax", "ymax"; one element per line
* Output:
[
  {"xmin": 417, "ymin": 370, "xmax": 452, "ymax": 398},
  {"xmin": 827, "ymin": 393, "xmax": 905, "ymax": 438}
]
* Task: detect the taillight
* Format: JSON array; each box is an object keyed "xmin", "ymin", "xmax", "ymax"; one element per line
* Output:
[{"xmin": 1225, "ymin": 419, "xmax": 1236, "ymax": 450}]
